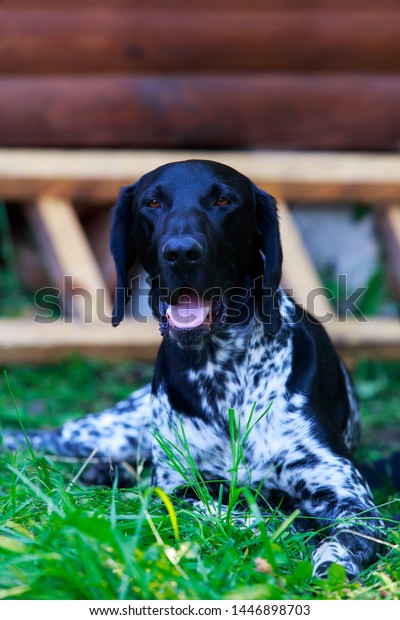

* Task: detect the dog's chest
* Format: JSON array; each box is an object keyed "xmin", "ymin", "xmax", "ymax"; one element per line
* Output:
[
  {"xmin": 152, "ymin": 321, "xmax": 306, "ymax": 487},
  {"xmin": 188, "ymin": 324, "xmax": 292, "ymax": 420}
]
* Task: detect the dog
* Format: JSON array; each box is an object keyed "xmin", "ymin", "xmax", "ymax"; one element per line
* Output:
[{"xmin": 4, "ymin": 160, "xmax": 384, "ymax": 579}]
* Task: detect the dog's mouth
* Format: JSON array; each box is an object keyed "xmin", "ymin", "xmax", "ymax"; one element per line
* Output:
[
  {"xmin": 159, "ymin": 288, "xmax": 224, "ymax": 336},
  {"xmin": 167, "ymin": 296, "xmax": 212, "ymax": 329}
]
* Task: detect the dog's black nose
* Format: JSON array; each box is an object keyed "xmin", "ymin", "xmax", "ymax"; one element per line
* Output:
[{"xmin": 162, "ymin": 236, "xmax": 203, "ymax": 266}]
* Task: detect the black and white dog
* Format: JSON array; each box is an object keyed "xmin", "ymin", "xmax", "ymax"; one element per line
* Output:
[{"xmin": 5, "ymin": 160, "xmax": 384, "ymax": 579}]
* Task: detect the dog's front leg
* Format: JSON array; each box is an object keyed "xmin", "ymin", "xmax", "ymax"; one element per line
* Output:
[
  {"xmin": 280, "ymin": 454, "xmax": 383, "ymax": 579},
  {"xmin": 3, "ymin": 384, "xmax": 153, "ymax": 466}
]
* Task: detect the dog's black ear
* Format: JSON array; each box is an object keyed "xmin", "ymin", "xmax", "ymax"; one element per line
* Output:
[
  {"xmin": 110, "ymin": 184, "xmax": 137, "ymax": 326},
  {"xmin": 253, "ymin": 185, "xmax": 283, "ymax": 335}
]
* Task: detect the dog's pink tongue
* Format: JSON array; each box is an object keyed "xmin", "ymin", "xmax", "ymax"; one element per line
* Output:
[{"xmin": 166, "ymin": 294, "xmax": 211, "ymax": 329}]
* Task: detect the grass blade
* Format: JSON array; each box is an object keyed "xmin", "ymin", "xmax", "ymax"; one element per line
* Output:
[{"xmin": 153, "ymin": 486, "xmax": 180, "ymax": 542}]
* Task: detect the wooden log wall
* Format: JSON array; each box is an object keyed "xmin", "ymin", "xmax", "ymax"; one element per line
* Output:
[{"xmin": 1, "ymin": 1, "xmax": 400, "ymax": 150}]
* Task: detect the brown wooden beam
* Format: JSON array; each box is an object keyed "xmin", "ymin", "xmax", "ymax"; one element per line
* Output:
[
  {"xmin": 1, "ymin": 150, "xmax": 400, "ymax": 203},
  {"xmin": 1, "ymin": 75, "xmax": 400, "ymax": 150},
  {"xmin": 8, "ymin": 1, "xmax": 400, "ymax": 11},
  {"xmin": 0, "ymin": 319, "xmax": 161, "ymax": 364},
  {"xmin": 1, "ymin": 10, "xmax": 399, "ymax": 74},
  {"xmin": 0, "ymin": 317, "xmax": 398, "ymax": 365},
  {"xmin": 326, "ymin": 318, "xmax": 400, "ymax": 361}
]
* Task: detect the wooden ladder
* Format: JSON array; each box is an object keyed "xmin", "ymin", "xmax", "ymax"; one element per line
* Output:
[{"xmin": 0, "ymin": 149, "xmax": 399, "ymax": 366}]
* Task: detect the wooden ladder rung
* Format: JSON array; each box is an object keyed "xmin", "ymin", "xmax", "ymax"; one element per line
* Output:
[
  {"xmin": 0, "ymin": 318, "xmax": 161, "ymax": 364},
  {"xmin": 279, "ymin": 200, "xmax": 335, "ymax": 321},
  {"xmin": 378, "ymin": 204, "xmax": 400, "ymax": 299},
  {"xmin": 26, "ymin": 196, "xmax": 112, "ymax": 322}
]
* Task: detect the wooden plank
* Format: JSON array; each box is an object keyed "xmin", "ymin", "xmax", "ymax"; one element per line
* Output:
[
  {"xmin": 1, "ymin": 10, "xmax": 399, "ymax": 74},
  {"xmin": 0, "ymin": 317, "xmax": 398, "ymax": 364},
  {"xmin": 378, "ymin": 205, "xmax": 400, "ymax": 299},
  {"xmin": 26, "ymin": 196, "xmax": 112, "ymax": 322},
  {"xmin": 1, "ymin": 75, "xmax": 400, "ymax": 150},
  {"xmin": 0, "ymin": 319, "xmax": 161, "ymax": 364},
  {"xmin": 8, "ymin": 1, "xmax": 400, "ymax": 11},
  {"xmin": 1, "ymin": 149, "xmax": 400, "ymax": 203},
  {"xmin": 326, "ymin": 318, "xmax": 400, "ymax": 361},
  {"xmin": 279, "ymin": 201, "xmax": 334, "ymax": 321}
]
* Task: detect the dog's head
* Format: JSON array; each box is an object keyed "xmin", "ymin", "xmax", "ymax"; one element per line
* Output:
[{"xmin": 110, "ymin": 160, "xmax": 282, "ymax": 348}]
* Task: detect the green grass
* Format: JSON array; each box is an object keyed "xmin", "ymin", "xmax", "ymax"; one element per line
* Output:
[
  {"xmin": 0, "ymin": 358, "xmax": 399, "ymax": 600},
  {"xmin": 0, "ymin": 206, "xmax": 399, "ymax": 599}
]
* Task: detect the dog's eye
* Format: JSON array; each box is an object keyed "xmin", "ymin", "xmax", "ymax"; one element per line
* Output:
[
  {"xmin": 215, "ymin": 197, "xmax": 230, "ymax": 207},
  {"xmin": 147, "ymin": 199, "xmax": 161, "ymax": 208}
]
